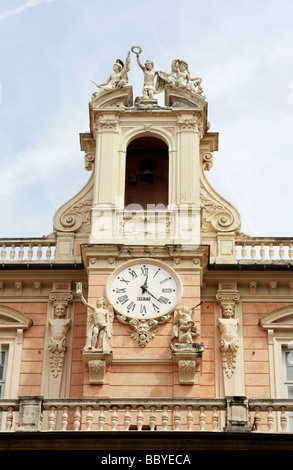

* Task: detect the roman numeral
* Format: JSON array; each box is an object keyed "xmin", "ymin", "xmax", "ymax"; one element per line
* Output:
[
  {"xmin": 118, "ymin": 295, "xmax": 129, "ymax": 304},
  {"xmin": 141, "ymin": 267, "xmax": 148, "ymax": 276},
  {"xmin": 160, "ymin": 278, "xmax": 170, "ymax": 284},
  {"xmin": 152, "ymin": 303, "xmax": 160, "ymax": 312},
  {"xmin": 119, "ymin": 277, "xmax": 130, "ymax": 284},
  {"xmin": 128, "ymin": 269, "xmax": 138, "ymax": 278},
  {"xmin": 127, "ymin": 301, "xmax": 136, "ymax": 312},
  {"xmin": 116, "ymin": 288, "xmax": 126, "ymax": 293},
  {"xmin": 140, "ymin": 305, "xmax": 147, "ymax": 314},
  {"xmin": 153, "ymin": 269, "xmax": 160, "ymax": 278},
  {"xmin": 162, "ymin": 288, "xmax": 172, "ymax": 293},
  {"xmin": 158, "ymin": 296, "xmax": 169, "ymax": 304}
]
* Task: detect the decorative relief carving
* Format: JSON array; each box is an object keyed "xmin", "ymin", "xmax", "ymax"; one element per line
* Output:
[
  {"xmin": 84, "ymin": 152, "xmax": 95, "ymax": 171},
  {"xmin": 172, "ymin": 306, "xmax": 200, "ymax": 344},
  {"xmin": 53, "ymin": 174, "xmax": 93, "ymax": 234},
  {"xmin": 177, "ymin": 115, "xmax": 198, "ymax": 130},
  {"xmin": 170, "ymin": 304, "xmax": 204, "ymax": 384},
  {"xmin": 200, "ymin": 178, "xmax": 241, "ymax": 234},
  {"xmin": 216, "ymin": 289, "xmax": 240, "ymax": 379},
  {"xmin": 201, "ymin": 152, "xmax": 213, "ymax": 171},
  {"xmin": 48, "ymin": 286, "xmax": 73, "ymax": 381},
  {"xmin": 48, "ymin": 304, "xmax": 71, "ymax": 378},
  {"xmin": 116, "ymin": 314, "xmax": 170, "ymax": 347}
]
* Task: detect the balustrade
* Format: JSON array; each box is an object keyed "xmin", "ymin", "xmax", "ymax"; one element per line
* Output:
[
  {"xmin": 0, "ymin": 238, "xmax": 56, "ymax": 263},
  {"xmin": 1, "ymin": 397, "xmax": 293, "ymax": 433},
  {"xmin": 236, "ymin": 238, "xmax": 293, "ymax": 263}
]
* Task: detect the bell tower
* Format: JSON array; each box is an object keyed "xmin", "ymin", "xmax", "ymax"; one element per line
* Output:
[{"xmin": 53, "ymin": 47, "xmax": 241, "ymax": 395}]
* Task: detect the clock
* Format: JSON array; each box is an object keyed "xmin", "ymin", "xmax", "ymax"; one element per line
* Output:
[{"xmin": 106, "ymin": 258, "xmax": 182, "ymax": 319}]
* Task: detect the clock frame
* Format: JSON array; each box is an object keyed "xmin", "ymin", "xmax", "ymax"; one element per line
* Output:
[{"xmin": 106, "ymin": 258, "xmax": 182, "ymax": 319}]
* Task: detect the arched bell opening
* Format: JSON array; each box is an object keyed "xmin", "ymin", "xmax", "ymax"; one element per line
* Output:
[{"xmin": 124, "ymin": 136, "xmax": 169, "ymax": 210}]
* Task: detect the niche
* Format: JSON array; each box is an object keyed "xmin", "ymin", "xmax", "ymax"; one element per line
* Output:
[{"xmin": 125, "ymin": 136, "xmax": 169, "ymax": 209}]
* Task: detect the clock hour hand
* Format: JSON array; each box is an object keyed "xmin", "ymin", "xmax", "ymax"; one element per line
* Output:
[{"xmin": 140, "ymin": 275, "xmax": 148, "ymax": 293}]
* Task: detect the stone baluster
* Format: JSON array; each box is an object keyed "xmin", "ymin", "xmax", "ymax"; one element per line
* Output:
[
  {"xmin": 260, "ymin": 243, "xmax": 265, "ymax": 261},
  {"xmin": 98, "ymin": 405, "xmax": 106, "ymax": 430},
  {"xmin": 267, "ymin": 406, "xmax": 274, "ymax": 432},
  {"xmin": 269, "ymin": 243, "xmax": 274, "ymax": 261},
  {"xmin": 149, "ymin": 406, "xmax": 157, "ymax": 431},
  {"xmin": 212, "ymin": 406, "xmax": 219, "ymax": 431},
  {"xmin": 48, "ymin": 406, "xmax": 57, "ymax": 431},
  {"xmin": 10, "ymin": 244, "xmax": 15, "ymax": 260},
  {"xmin": 173, "ymin": 405, "xmax": 181, "ymax": 431},
  {"xmin": 1, "ymin": 244, "xmax": 6, "ymax": 260},
  {"xmin": 187, "ymin": 406, "xmax": 193, "ymax": 430},
  {"xmin": 136, "ymin": 405, "xmax": 144, "ymax": 431},
  {"xmin": 199, "ymin": 406, "xmax": 206, "ymax": 430},
  {"xmin": 37, "ymin": 244, "xmax": 42, "ymax": 261},
  {"xmin": 241, "ymin": 244, "xmax": 247, "ymax": 260},
  {"xmin": 253, "ymin": 407, "xmax": 261, "ymax": 431},
  {"xmin": 279, "ymin": 243, "xmax": 284, "ymax": 260},
  {"xmin": 74, "ymin": 406, "xmax": 81, "ymax": 431},
  {"xmin": 251, "ymin": 244, "xmax": 256, "ymax": 260},
  {"xmin": 280, "ymin": 407, "xmax": 287, "ymax": 432},
  {"xmin": 86, "ymin": 406, "xmax": 93, "ymax": 431},
  {"xmin": 111, "ymin": 405, "xmax": 118, "ymax": 431},
  {"xmin": 28, "ymin": 244, "xmax": 33, "ymax": 261},
  {"xmin": 61, "ymin": 406, "xmax": 69, "ymax": 431},
  {"xmin": 289, "ymin": 243, "xmax": 293, "ymax": 261},
  {"xmin": 46, "ymin": 244, "xmax": 52, "ymax": 261},
  {"xmin": 19, "ymin": 244, "xmax": 24, "ymax": 260},
  {"xmin": 161, "ymin": 405, "xmax": 169, "ymax": 431},
  {"xmin": 124, "ymin": 405, "xmax": 131, "ymax": 431}
]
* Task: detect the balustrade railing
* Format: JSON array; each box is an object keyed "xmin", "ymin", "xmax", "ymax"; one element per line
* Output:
[
  {"xmin": 236, "ymin": 237, "xmax": 293, "ymax": 263},
  {"xmin": 0, "ymin": 238, "xmax": 56, "ymax": 263},
  {"xmin": 1, "ymin": 397, "xmax": 293, "ymax": 433}
]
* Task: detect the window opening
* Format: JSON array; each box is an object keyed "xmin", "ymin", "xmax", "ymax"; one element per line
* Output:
[{"xmin": 125, "ymin": 136, "xmax": 169, "ymax": 209}]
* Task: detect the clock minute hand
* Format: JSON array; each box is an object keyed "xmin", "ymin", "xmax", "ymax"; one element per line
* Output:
[{"xmin": 144, "ymin": 288, "xmax": 161, "ymax": 303}]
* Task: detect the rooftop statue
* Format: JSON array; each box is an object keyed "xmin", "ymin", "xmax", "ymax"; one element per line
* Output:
[
  {"xmin": 91, "ymin": 51, "xmax": 131, "ymax": 97},
  {"xmin": 131, "ymin": 46, "xmax": 171, "ymax": 100},
  {"xmin": 170, "ymin": 59, "xmax": 205, "ymax": 97},
  {"xmin": 89, "ymin": 47, "xmax": 205, "ymax": 103}
]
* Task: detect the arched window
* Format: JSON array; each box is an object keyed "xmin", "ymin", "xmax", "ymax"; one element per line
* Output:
[{"xmin": 124, "ymin": 136, "xmax": 169, "ymax": 210}]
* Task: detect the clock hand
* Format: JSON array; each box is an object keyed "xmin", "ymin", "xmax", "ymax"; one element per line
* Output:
[
  {"xmin": 140, "ymin": 275, "xmax": 148, "ymax": 293},
  {"xmin": 144, "ymin": 288, "xmax": 161, "ymax": 303}
]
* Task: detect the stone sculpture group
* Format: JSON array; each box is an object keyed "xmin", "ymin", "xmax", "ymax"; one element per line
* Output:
[{"xmin": 91, "ymin": 46, "xmax": 205, "ymax": 101}]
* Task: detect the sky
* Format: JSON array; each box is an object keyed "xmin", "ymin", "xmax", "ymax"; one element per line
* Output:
[{"xmin": 0, "ymin": 0, "xmax": 293, "ymax": 238}]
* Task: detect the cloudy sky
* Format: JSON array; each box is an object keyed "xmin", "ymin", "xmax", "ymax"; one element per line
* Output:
[{"xmin": 0, "ymin": 0, "xmax": 292, "ymax": 239}]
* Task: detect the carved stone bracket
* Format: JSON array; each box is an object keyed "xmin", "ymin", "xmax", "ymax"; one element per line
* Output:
[
  {"xmin": 171, "ymin": 342, "xmax": 204, "ymax": 384},
  {"xmin": 116, "ymin": 314, "xmax": 171, "ymax": 347},
  {"xmin": 82, "ymin": 350, "xmax": 112, "ymax": 384}
]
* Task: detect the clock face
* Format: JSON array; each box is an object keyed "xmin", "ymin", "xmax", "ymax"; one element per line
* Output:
[{"xmin": 106, "ymin": 259, "xmax": 182, "ymax": 319}]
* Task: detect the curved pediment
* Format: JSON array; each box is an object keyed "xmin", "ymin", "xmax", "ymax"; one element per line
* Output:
[
  {"xmin": 90, "ymin": 86, "xmax": 133, "ymax": 109},
  {"xmin": 0, "ymin": 305, "xmax": 33, "ymax": 329},
  {"xmin": 259, "ymin": 305, "xmax": 293, "ymax": 330}
]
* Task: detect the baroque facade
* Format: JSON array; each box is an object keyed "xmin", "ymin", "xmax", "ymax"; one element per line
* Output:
[{"xmin": 1, "ymin": 47, "xmax": 293, "ymax": 451}]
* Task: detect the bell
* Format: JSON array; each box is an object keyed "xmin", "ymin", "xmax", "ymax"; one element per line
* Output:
[{"xmin": 138, "ymin": 156, "xmax": 158, "ymax": 184}]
